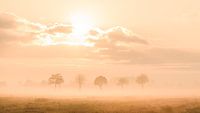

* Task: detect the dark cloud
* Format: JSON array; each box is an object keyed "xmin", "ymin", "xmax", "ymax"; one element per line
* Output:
[
  {"xmin": 88, "ymin": 27, "xmax": 148, "ymax": 49},
  {"xmin": 105, "ymin": 27, "xmax": 148, "ymax": 45},
  {"xmin": 88, "ymin": 28, "xmax": 103, "ymax": 36},
  {"xmin": 0, "ymin": 29, "xmax": 36, "ymax": 47},
  {"xmin": 0, "ymin": 13, "xmax": 45, "ymax": 31},
  {"xmin": 0, "ymin": 13, "xmax": 45, "ymax": 46},
  {"xmin": 45, "ymin": 24, "xmax": 72, "ymax": 34},
  {"xmin": 0, "ymin": 13, "xmax": 18, "ymax": 29}
]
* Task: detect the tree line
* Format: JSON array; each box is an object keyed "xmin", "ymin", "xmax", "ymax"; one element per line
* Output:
[{"xmin": 48, "ymin": 73, "xmax": 149, "ymax": 89}]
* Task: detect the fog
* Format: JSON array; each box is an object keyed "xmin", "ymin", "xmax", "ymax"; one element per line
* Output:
[{"xmin": 0, "ymin": 75, "xmax": 199, "ymax": 98}]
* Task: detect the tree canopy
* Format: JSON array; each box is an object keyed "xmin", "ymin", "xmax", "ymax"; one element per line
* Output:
[
  {"xmin": 48, "ymin": 73, "xmax": 64, "ymax": 88},
  {"xmin": 94, "ymin": 76, "xmax": 108, "ymax": 89}
]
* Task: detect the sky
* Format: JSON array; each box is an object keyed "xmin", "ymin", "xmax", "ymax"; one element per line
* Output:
[{"xmin": 0, "ymin": 0, "xmax": 200, "ymax": 91}]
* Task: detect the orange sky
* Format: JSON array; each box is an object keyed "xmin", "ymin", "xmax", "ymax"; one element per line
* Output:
[{"xmin": 0, "ymin": 0, "xmax": 200, "ymax": 89}]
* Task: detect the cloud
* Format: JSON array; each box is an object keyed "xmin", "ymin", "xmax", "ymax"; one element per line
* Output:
[
  {"xmin": 87, "ymin": 27, "xmax": 148, "ymax": 60},
  {"xmin": 0, "ymin": 13, "xmax": 18, "ymax": 29},
  {"xmin": 0, "ymin": 13, "xmax": 47, "ymax": 46},
  {"xmin": 0, "ymin": 13, "xmax": 150, "ymax": 63},
  {"xmin": 0, "ymin": 28, "xmax": 35, "ymax": 44},
  {"xmin": 105, "ymin": 26, "xmax": 148, "ymax": 44},
  {"xmin": 0, "ymin": 12, "xmax": 45, "ymax": 31},
  {"xmin": 0, "ymin": 13, "xmax": 73, "ymax": 47},
  {"xmin": 0, "ymin": 13, "xmax": 148, "ymax": 46},
  {"xmin": 88, "ymin": 26, "xmax": 148, "ymax": 48},
  {"xmin": 2, "ymin": 12, "xmax": 200, "ymax": 66},
  {"xmin": 45, "ymin": 24, "xmax": 72, "ymax": 34},
  {"xmin": 86, "ymin": 26, "xmax": 148, "ymax": 61}
]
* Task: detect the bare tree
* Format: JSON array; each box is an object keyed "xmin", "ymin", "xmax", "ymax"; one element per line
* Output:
[
  {"xmin": 75, "ymin": 74, "xmax": 85, "ymax": 90},
  {"xmin": 135, "ymin": 73, "xmax": 149, "ymax": 88},
  {"xmin": 48, "ymin": 73, "xmax": 64, "ymax": 88},
  {"xmin": 117, "ymin": 77, "xmax": 129, "ymax": 88},
  {"xmin": 94, "ymin": 76, "xmax": 108, "ymax": 89}
]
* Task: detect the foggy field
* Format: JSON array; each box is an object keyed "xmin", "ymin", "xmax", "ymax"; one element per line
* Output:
[
  {"xmin": 0, "ymin": 97, "xmax": 200, "ymax": 113},
  {"xmin": 1, "ymin": 0, "xmax": 200, "ymax": 113}
]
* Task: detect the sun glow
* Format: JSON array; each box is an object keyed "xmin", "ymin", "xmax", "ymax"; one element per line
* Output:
[
  {"xmin": 63, "ymin": 12, "xmax": 95, "ymax": 46},
  {"xmin": 70, "ymin": 13, "xmax": 94, "ymax": 35},
  {"xmin": 34, "ymin": 12, "xmax": 96, "ymax": 47}
]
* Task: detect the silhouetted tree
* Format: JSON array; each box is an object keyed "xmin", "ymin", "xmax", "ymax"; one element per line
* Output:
[
  {"xmin": 117, "ymin": 77, "xmax": 129, "ymax": 88},
  {"xmin": 48, "ymin": 73, "xmax": 64, "ymax": 88},
  {"xmin": 75, "ymin": 74, "xmax": 85, "ymax": 90},
  {"xmin": 94, "ymin": 76, "xmax": 107, "ymax": 89},
  {"xmin": 135, "ymin": 73, "xmax": 149, "ymax": 88}
]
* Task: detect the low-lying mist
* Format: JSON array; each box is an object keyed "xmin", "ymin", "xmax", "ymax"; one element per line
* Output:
[{"xmin": 0, "ymin": 81, "xmax": 199, "ymax": 98}]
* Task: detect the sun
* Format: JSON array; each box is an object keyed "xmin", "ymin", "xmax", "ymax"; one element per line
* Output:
[
  {"xmin": 35, "ymin": 12, "xmax": 96, "ymax": 47},
  {"xmin": 70, "ymin": 13, "xmax": 94, "ymax": 35}
]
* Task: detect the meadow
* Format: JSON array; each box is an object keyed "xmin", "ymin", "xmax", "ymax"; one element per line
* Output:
[{"xmin": 0, "ymin": 97, "xmax": 200, "ymax": 113}]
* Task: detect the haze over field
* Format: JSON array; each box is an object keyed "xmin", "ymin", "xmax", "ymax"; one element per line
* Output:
[{"xmin": 0, "ymin": 0, "xmax": 200, "ymax": 98}]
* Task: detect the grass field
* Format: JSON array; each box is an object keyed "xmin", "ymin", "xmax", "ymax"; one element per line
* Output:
[{"xmin": 0, "ymin": 97, "xmax": 200, "ymax": 113}]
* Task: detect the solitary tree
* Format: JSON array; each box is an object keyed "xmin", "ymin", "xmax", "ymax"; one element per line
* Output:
[
  {"xmin": 75, "ymin": 74, "xmax": 85, "ymax": 90},
  {"xmin": 117, "ymin": 77, "xmax": 129, "ymax": 88},
  {"xmin": 135, "ymin": 73, "xmax": 149, "ymax": 88},
  {"xmin": 94, "ymin": 76, "xmax": 108, "ymax": 89},
  {"xmin": 48, "ymin": 73, "xmax": 64, "ymax": 88}
]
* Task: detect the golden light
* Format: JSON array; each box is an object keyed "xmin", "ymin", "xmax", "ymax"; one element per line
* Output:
[
  {"xmin": 35, "ymin": 12, "xmax": 96, "ymax": 47},
  {"xmin": 70, "ymin": 12, "xmax": 94, "ymax": 35}
]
